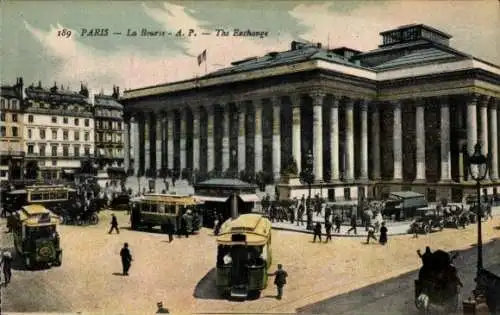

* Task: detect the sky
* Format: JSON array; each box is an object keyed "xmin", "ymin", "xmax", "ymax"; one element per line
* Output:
[{"xmin": 1, "ymin": 1, "xmax": 499, "ymax": 96}]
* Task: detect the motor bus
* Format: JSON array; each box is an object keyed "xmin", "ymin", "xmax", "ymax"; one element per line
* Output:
[
  {"xmin": 129, "ymin": 193, "xmax": 202, "ymax": 233},
  {"xmin": 5, "ymin": 185, "xmax": 77, "ymax": 214},
  {"xmin": 215, "ymin": 213, "xmax": 273, "ymax": 299},
  {"xmin": 10, "ymin": 204, "xmax": 63, "ymax": 269}
]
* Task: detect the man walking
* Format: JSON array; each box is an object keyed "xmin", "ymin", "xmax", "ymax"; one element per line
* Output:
[
  {"xmin": 268, "ymin": 264, "xmax": 288, "ymax": 300},
  {"xmin": 366, "ymin": 224, "xmax": 377, "ymax": 244},
  {"xmin": 334, "ymin": 215, "xmax": 342, "ymax": 233},
  {"xmin": 313, "ymin": 222, "xmax": 322, "ymax": 243},
  {"xmin": 109, "ymin": 213, "xmax": 120, "ymax": 234},
  {"xmin": 296, "ymin": 204, "xmax": 304, "ymax": 226},
  {"xmin": 1, "ymin": 250, "xmax": 13, "ymax": 286},
  {"xmin": 166, "ymin": 219, "xmax": 174, "ymax": 243},
  {"xmin": 346, "ymin": 214, "xmax": 357, "ymax": 235},
  {"xmin": 325, "ymin": 220, "xmax": 332, "ymax": 242},
  {"xmin": 120, "ymin": 242, "xmax": 133, "ymax": 276}
]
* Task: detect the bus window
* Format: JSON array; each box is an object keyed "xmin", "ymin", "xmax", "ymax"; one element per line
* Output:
[
  {"xmin": 30, "ymin": 193, "xmax": 42, "ymax": 201},
  {"xmin": 158, "ymin": 204, "xmax": 165, "ymax": 213},
  {"xmin": 166, "ymin": 205, "xmax": 175, "ymax": 214}
]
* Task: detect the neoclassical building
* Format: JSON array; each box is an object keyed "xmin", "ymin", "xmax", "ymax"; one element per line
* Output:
[{"xmin": 121, "ymin": 24, "xmax": 500, "ymax": 202}]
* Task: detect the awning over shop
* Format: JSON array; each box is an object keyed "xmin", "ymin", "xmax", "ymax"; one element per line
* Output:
[
  {"xmin": 239, "ymin": 194, "xmax": 260, "ymax": 202},
  {"xmin": 194, "ymin": 195, "xmax": 229, "ymax": 203}
]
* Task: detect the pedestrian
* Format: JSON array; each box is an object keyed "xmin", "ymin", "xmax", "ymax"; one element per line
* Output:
[
  {"xmin": 166, "ymin": 219, "xmax": 174, "ymax": 243},
  {"xmin": 366, "ymin": 224, "xmax": 377, "ymax": 244},
  {"xmin": 120, "ymin": 242, "xmax": 133, "ymax": 276},
  {"xmin": 346, "ymin": 214, "xmax": 357, "ymax": 235},
  {"xmin": 334, "ymin": 214, "xmax": 341, "ymax": 233},
  {"xmin": 108, "ymin": 213, "xmax": 120, "ymax": 234},
  {"xmin": 325, "ymin": 220, "xmax": 332, "ymax": 242},
  {"xmin": 1, "ymin": 250, "xmax": 13, "ymax": 286},
  {"xmin": 324, "ymin": 206, "xmax": 331, "ymax": 224},
  {"xmin": 156, "ymin": 301, "xmax": 170, "ymax": 314},
  {"xmin": 313, "ymin": 222, "xmax": 322, "ymax": 243},
  {"xmin": 268, "ymin": 264, "xmax": 288, "ymax": 300},
  {"xmin": 296, "ymin": 205, "xmax": 304, "ymax": 226},
  {"xmin": 182, "ymin": 216, "xmax": 189, "ymax": 238},
  {"xmin": 379, "ymin": 222, "xmax": 388, "ymax": 245},
  {"xmin": 213, "ymin": 216, "xmax": 220, "ymax": 236},
  {"xmin": 1, "ymin": 206, "xmax": 6, "ymax": 218},
  {"xmin": 166, "ymin": 181, "xmax": 170, "ymax": 192},
  {"xmin": 289, "ymin": 205, "xmax": 295, "ymax": 224}
]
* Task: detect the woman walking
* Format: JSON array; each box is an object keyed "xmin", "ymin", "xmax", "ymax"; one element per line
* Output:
[{"xmin": 379, "ymin": 222, "xmax": 388, "ymax": 245}]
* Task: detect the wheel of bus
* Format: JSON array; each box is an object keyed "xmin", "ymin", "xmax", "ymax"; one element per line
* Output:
[
  {"xmin": 147, "ymin": 224, "xmax": 153, "ymax": 231},
  {"xmin": 423, "ymin": 224, "xmax": 431, "ymax": 234},
  {"xmin": 54, "ymin": 251, "xmax": 62, "ymax": 267},
  {"xmin": 90, "ymin": 213, "xmax": 99, "ymax": 225}
]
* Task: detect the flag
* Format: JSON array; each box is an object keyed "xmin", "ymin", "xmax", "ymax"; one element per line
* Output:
[{"xmin": 197, "ymin": 49, "xmax": 207, "ymax": 66}]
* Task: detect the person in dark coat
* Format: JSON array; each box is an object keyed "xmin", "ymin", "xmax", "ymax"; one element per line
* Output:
[
  {"xmin": 120, "ymin": 243, "xmax": 133, "ymax": 276},
  {"xmin": 313, "ymin": 222, "xmax": 322, "ymax": 243},
  {"xmin": 1, "ymin": 251, "xmax": 13, "ymax": 286},
  {"xmin": 365, "ymin": 224, "xmax": 377, "ymax": 244},
  {"xmin": 108, "ymin": 213, "xmax": 120, "ymax": 234},
  {"xmin": 296, "ymin": 205, "xmax": 304, "ymax": 226},
  {"xmin": 324, "ymin": 206, "xmax": 332, "ymax": 224},
  {"xmin": 347, "ymin": 214, "xmax": 357, "ymax": 235},
  {"xmin": 268, "ymin": 264, "xmax": 288, "ymax": 300},
  {"xmin": 324, "ymin": 220, "xmax": 332, "ymax": 242},
  {"xmin": 379, "ymin": 222, "xmax": 388, "ymax": 245},
  {"xmin": 166, "ymin": 219, "xmax": 174, "ymax": 243},
  {"xmin": 334, "ymin": 215, "xmax": 342, "ymax": 233}
]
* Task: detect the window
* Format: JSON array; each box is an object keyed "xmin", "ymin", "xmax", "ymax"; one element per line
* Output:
[
  {"xmin": 84, "ymin": 119, "xmax": 89, "ymax": 127},
  {"xmin": 0, "ymin": 126, "xmax": 5, "ymax": 137},
  {"xmin": 28, "ymin": 115, "xmax": 34, "ymax": 123},
  {"xmin": 28, "ymin": 129, "xmax": 32, "ymax": 139},
  {"xmin": 74, "ymin": 118, "xmax": 79, "ymax": 126},
  {"xmin": 344, "ymin": 188, "xmax": 351, "ymax": 201},
  {"xmin": 40, "ymin": 129, "xmax": 46, "ymax": 139},
  {"xmin": 84, "ymin": 146, "xmax": 90, "ymax": 156},
  {"xmin": 0, "ymin": 170, "xmax": 6, "ymax": 177},
  {"xmin": 84, "ymin": 132, "xmax": 89, "ymax": 141},
  {"xmin": 118, "ymin": 122, "xmax": 122, "ymax": 130},
  {"xmin": 52, "ymin": 116, "xmax": 57, "ymax": 123},
  {"xmin": 0, "ymin": 112, "xmax": 4, "ymax": 121},
  {"xmin": 63, "ymin": 130, "xmax": 69, "ymax": 140},
  {"xmin": 39, "ymin": 144, "xmax": 46, "ymax": 157},
  {"xmin": 12, "ymin": 113, "xmax": 18, "ymax": 122},
  {"xmin": 98, "ymin": 132, "xmax": 103, "ymax": 142},
  {"xmin": 12, "ymin": 127, "xmax": 18, "ymax": 137},
  {"xmin": 51, "ymin": 145, "xmax": 58, "ymax": 157},
  {"xmin": 63, "ymin": 117, "xmax": 68, "ymax": 124},
  {"xmin": 52, "ymin": 129, "xmax": 57, "ymax": 140},
  {"xmin": 74, "ymin": 145, "xmax": 80, "ymax": 157},
  {"xmin": 74, "ymin": 131, "xmax": 80, "ymax": 141},
  {"xmin": 63, "ymin": 146, "xmax": 69, "ymax": 157},
  {"xmin": 0, "ymin": 99, "xmax": 5, "ymax": 109},
  {"xmin": 52, "ymin": 160, "xmax": 57, "ymax": 166},
  {"xmin": 27, "ymin": 145, "xmax": 34, "ymax": 154}
]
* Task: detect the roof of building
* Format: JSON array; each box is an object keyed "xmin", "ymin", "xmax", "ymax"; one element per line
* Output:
[
  {"xmin": 374, "ymin": 47, "xmax": 464, "ymax": 70},
  {"xmin": 204, "ymin": 43, "xmax": 360, "ymax": 78},
  {"xmin": 25, "ymin": 86, "xmax": 89, "ymax": 104},
  {"xmin": 94, "ymin": 94, "xmax": 123, "ymax": 109},
  {"xmin": 0, "ymin": 86, "xmax": 20, "ymax": 99},
  {"xmin": 195, "ymin": 178, "xmax": 257, "ymax": 188},
  {"xmin": 380, "ymin": 24, "xmax": 453, "ymax": 39}
]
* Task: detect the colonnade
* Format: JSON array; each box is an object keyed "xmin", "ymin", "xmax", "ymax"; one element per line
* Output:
[{"xmin": 123, "ymin": 92, "xmax": 499, "ymax": 184}]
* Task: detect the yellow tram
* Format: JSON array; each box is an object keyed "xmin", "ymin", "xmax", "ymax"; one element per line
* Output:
[{"xmin": 215, "ymin": 213, "xmax": 273, "ymax": 299}]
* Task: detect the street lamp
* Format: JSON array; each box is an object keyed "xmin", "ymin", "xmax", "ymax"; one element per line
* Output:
[
  {"xmin": 301, "ymin": 150, "xmax": 314, "ymax": 230},
  {"xmin": 467, "ymin": 143, "xmax": 488, "ymax": 273}
]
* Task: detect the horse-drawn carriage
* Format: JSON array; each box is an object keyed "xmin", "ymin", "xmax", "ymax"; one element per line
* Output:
[{"xmin": 415, "ymin": 250, "xmax": 462, "ymax": 314}]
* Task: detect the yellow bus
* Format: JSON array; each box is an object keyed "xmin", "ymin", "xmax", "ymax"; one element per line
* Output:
[
  {"xmin": 215, "ymin": 213, "xmax": 273, "ymax": 299},
  {"xmin": 6, "ymin": 185, "xmax": 77, "ymax": 212},
  {"xmin": 129, "ymin": 193, "xmax": 201, "ymax": 233}
]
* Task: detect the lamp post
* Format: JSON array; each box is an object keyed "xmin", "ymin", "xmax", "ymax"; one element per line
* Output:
[
  {"xmin": 302, "ymin": 150, "xmax": 314, "ymax": 230},
  {"xmin": 466, "ymin": 143, "xmax": 488, "ymax": 274}
]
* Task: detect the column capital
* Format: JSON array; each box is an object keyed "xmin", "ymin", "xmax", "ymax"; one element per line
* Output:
[
  {"xmin": 489, "ymin": 97, "xmax": 499, "ymax": 110},
  {"xmin": 310, "ymin": 91, "xmax": 326, "ymax": 101},
  {"xmin": 358, "ymin": 99, "xmax": 369, "ymax": 111},
  {"xmin": 465, "ymin": 92, "xmax": 482, "ymax": 104},
  {"xmin": 478, "ymin": 95, "xmax": 490, "ymax": 108},
  {"xmin": 413, "ymin": 98, "xmax": 426, "ymax": 107},
  {"xmin": 389, "ymin": 100, "xmax": 402, "ymax": 109},
  {"xmin": 271, "ymin": 96, "xmax": 283, "ymax": 106}
]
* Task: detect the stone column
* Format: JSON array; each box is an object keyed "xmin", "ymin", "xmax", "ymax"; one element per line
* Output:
[
  {"xmin": 479, "ymin": 96, "xmax": 489, "ymax": 156},
  {"xmin": 124, "ymin": 118, "xmax": 130, "ymax": 172},
  {"xmin": 272, "ymin": 97, "xmax": 281, "ymax": 181},
  {"xmin": 155, "ymin": 114, "xmax": 163, "ymax": 173},
  {"xmin": 489, "ymin": 98, "xmax": 498, "ymax": 180},
  {"xmin": 222, "ymin": 106, "xmax": 230, "ymax": 172},
  {"xmin": 131, "ymin": 116, "xmax": 140, "ymax": 176},
  {"xmin": 254, "ymin": 101, "xmax": 263, "ymax": 173},
  {"xmin": 312, "ymin": 92, "xmax": 324, "ymax": 182},
  {"xmin": 415, "ymin": 99, "xmax": 426, "ymax": 182},
  {"xmin": 344, "ymin": 98, "xmax": 355, "ymax": 181},
  {"xmin": 440, "ymin": 98, "xmax": 452, "ymax": 182},
  {"xmin": 371, "ymin": 102, "xmax": 381, "ymax": 180},
  {"xmin": 291, "ymin": 95, "xmax": 301, "ymax": 173},
  {"xmin": 466, "ymin": 94, "xmax": 478, "ymax": 155},
  {"xmin": 392, "ymin": 101, "xmax": 403, "ymax": 181},
  {"xmin": 144, "ymin": 113, "xmax": 151, "ymax": 174},
  {"xmin": 330, "ymin": 98, "xmax": 340, "ymax": 182},
  {"xmin": 237, "ymin": 102, "xmax": 246, "ymax": 173},
  {"xmin": 359, "ymin": 99, "xmax": 369, "ymax": 180},
  {"xmin": 207, "ymin": 105, "xmax": 215, "ymax": 172},
  {"xmin": 167, "ymin": 111, "xmax": 174, "ymax": 170},
  {"xmin": 180, "ymin": 110, "xmax": 187, "ymax": 171},
  {"xmin": 192, "ymin": 107, "xmax": 200, "ymax": 172}
]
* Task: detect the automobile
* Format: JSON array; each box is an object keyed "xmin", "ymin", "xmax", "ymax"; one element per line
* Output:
[
  {"xmin": 10, "ymin": 204, "xmax": 63, "ymax": 269},
  {"xmin": 410, "ymin": 208, "xmax": 444, "ymax": 234}
]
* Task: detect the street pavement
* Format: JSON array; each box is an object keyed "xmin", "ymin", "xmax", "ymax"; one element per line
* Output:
[
  {"xmin": 297, "ymin": 237, "xmax": 500, "ymax": 315},
  {"xmin": 1, "ymin": 210, "xmax": 499, "ymax": 314}
]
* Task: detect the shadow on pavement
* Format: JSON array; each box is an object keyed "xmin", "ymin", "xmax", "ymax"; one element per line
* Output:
[
  {"xmin": 112, "ymin": 272, "xmax": 124, "ymax": 276},
  {"xmin": 193, "ymin": 267, "xmax": 225, "ymax": 300}
]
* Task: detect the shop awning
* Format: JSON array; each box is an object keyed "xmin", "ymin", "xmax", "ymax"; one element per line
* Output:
[
  {"xmin": 193, "ymin": 195, "xmax": 229, "ymax": 203},
  {"xmin": 239, "ymin": 194, "xmax": 260, "ymax": 203}
]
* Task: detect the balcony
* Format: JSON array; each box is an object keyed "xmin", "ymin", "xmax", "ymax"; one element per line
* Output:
[{"xmin": 0, "ymin": 150, "xmax": 25, "ymax": 157}]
